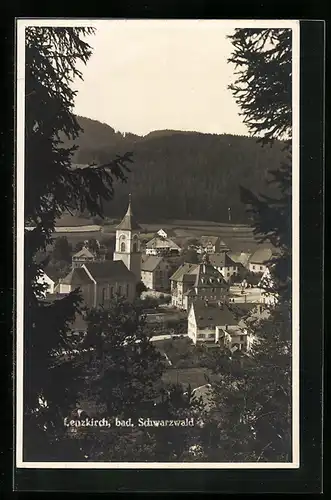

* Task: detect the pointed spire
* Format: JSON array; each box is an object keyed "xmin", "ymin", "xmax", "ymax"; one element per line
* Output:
[{"xmin": 116, "ymin": 193, "xmax": 141, "ymax": 231}]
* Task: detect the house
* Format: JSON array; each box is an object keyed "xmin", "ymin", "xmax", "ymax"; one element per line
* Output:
[
  {"xmin": 141, "ymin": 256, "xmax": 172, "ymax": 291},
  {"xmin": 199, "ymin": 236, "xmax": 230, "ymax": 255},
  {"xmin": 188, "ymin": 300, "xmax": 240, "ymax": 344},
  {"xmin": 156, "ymin": 228, "xmax": 177, "ymax": 239},
  {"xmin": 227, "ymin": 251, "xmax": 251, "ymax": 271},
  {"xmin": 113, "ymin": 194, "xmax": 142, "ymax": 283},
  {"xmin": 36, "ymin": 269, "xmax": 56, "ymax": 296},
  {"xmin": 209, "ymin": 253, "xmax": 239, "ymax": 282},
  {"xmin": 56, "ymin": 261, "xmax": 136, "ymax": 308},
  {"xmin": 215, "ymin": 325, "xmax": 253, "ymax": 352},
  {"xmin": 145, "ymin": 236, "xmax": 182, "ymax": 256},
  {"xmin": 248, "ymin": 247, "xmax": 274, "ymax": 274},
  {"xmin": 170, "ymin": 254, "xmax": 229, "ymax": 310},
  {"xmin": 72, "ymin": 246, "xmax": 97, "ymax": 268},
  {"xmin": 188, "ymin": 300, "xmax": 251, "ymax": 349}
]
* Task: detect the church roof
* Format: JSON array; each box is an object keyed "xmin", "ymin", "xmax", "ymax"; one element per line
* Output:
[
  {"xmin": 116, "ymin": 196, "xmax": 141, "ymax": 231},
  {"xmin": 60, "ymin": 267, "xmax": 94, "ymax": 286},
  {"xmin": 84, "ymin": 261, "xmax": 136, "ymax": 283}
]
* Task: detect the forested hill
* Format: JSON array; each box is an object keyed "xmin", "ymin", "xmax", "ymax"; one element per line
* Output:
[{"xmin": 65, "ymin": 116, "xmax": 286, "ymax": 223}]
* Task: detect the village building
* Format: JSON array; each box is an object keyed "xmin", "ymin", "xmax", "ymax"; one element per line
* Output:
[
  {"xmin": 188, "ymin": 299, "xmax": 252, "ymax": 349},
  {"xmin": 198, "ymin": 236, "xmax": 230, "ymax": 255},
  {"xmin": 141, "ymin": 256, "xmax": 172, "ymax": 291},
  {"xmin": 113, "ymin": 194, "xmax": 142, "ymax": 283},
  {"xmin": 156, "ymin": 228, "xmax": 177, "ymax": 239},
  {"xmin": 56, "ymin": 261, "xmax": 136, "ymax": 308},
  {"xmin": 170, "ymin": 254, "xmax": 229, "ymax": 310},
  {"xmin": 209, "ymin": 252, "xmax": 239, "ymax": 282},
  {"xmin": 36, "ymin": 269, "xmax": 57, "ymax": 296},
  {"xmin": 145, "ymin": 236, "xmax": 182, "ymax": 256},
  {"xmin": 248, "ymin": 247, "xmax": 274, "ymax": 274},
  {"xmin": 72, "ymin": 246, "xmax": 97, "ymax": 268},
  {"xmin": 227, "ymin": 251, "xmax": 251, "ymax": 272}
]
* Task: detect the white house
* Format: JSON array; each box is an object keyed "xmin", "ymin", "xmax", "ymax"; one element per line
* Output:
[
  {"xmin": 156, "ymin": 228, "xmax": 177, "ymax": 239},
  {"xmin": 209, "ymin": 253, "xmax": 239, "ymax": 282},
  {"xmin": 248, "ymin": 248, "xmax": 274, "ymax": 274},
  {"xmin": 145, "ymin": 236, "xmax": 182, "ymax": 256},
  {"xmin": 198, "ymin": 236, "xmax": 230, "ymax": 255},
  {"xmin": 37, "ymin": 270, "xmax": 56, "ymax": 296},
  {"xmin": 215, "ymin": 325, "xmax": 253, "ymax": 352},
  {"xmin": 187, "ymin": 300, "xmax": 247, "ymax": 346}
]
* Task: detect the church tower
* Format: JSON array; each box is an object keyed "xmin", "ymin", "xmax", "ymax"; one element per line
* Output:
[{"xmin": 113, "ymin": 194, "xmax": 141, "ymax": 283}]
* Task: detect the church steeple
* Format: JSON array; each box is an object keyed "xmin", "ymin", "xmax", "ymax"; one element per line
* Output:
[
  {"xmin": 116, "ymin": 194, "xmax": 141, "ymax": 231},
  {"xmin": 113, "ymin": 194, "xmax": 141, "ymax": 283}
]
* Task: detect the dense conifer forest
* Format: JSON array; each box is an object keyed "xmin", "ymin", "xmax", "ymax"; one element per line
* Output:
[{"xmin": 63, "ymin": 116, "xmax": 285, "ymax": 223}]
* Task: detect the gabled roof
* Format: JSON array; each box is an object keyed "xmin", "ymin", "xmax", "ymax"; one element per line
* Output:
[
  {"xmin": 200, "ymin": 236, "xmax": 229, "ymax": 249},
  {"xmin": 60, "ymin": 267, "xmax": 94, "ymax": 286},
  {"xmin": 209, "ymin": 252, "xmax": 236, "ymax": 268},
  {"xmin": 146, "ymin": 236, "xmax": 181, "ymax": 250},
  {"xmin": 116, "ymin": 197, "xmax": 141, "ymax": 231},
  {"xmin": 249, "ymin": 247, "xmax": 274, "ymax": 265},
  {"xmin": 192, "ymin": 301, "xmax": 238, "ymax": 328},
  {"xmin": 84, "ymin": 260, "xmax": 136, "ymax": 282},
  {"xmin": 141, "ymin": 256, "xmax": 163, "ymax": 272},
  {"xmin": 192, "ymin": 261, "xmax": 227, "ymax": 288},
  {"xmin": 227, "ymin": 251, "xmax": 251, "ymax": 267},
  {"xmin": 41, "ymin": 267, "xmax": 57, "ymax": 283},
  {"xmin": 72, "ymin": 247, "xmax": 95, "ymax": 259},
  {"xmin": 170, "ymin": 262, "xmax": 199, "ymax": 281},
  {"xmin": 157, "ymin": 228, "xmax": 177, "ymax": 238}
]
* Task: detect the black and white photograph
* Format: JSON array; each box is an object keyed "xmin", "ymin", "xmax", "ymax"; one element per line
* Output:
[{"xmin": 16, "ymin": 19, "xmax": 300, "ymax": 468}]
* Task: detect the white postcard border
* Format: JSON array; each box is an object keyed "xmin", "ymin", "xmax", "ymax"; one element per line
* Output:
[{"xmin": 16, "ymin": 18, "xmax": 300, "ymax": 469}]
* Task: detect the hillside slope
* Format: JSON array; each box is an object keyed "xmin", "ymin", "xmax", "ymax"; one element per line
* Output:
[{"xmin": 63, "ymin": 116, "xmax": 285, "ymax": 223}]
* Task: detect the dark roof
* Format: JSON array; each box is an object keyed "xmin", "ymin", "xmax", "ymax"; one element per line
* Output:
[
  {"xmin": 249, "ymin": 247, "xmax": 274, "ymax": 265},
  {"xmin": 116, "ymin": 199, "xmax": 141, "ymax": 231},
  {"xmin": 170, "ymin": 262, "xmax": 199, "ymax": 281},
  {"xmin": 192, "ymin": 262, "xmax": 227, "ymax": 288},
  {"xmin": 141, "ymin": 255, "xmax": 165, "ymax": 272},
  {"xmin": 42, "ymin": 266, "xmax": 58, "ymax": 282},
  {"xmin": 192, "ymin": 301, "xmax": 238, "ymax": 328},
  {"xmin": 209, "ymin": 253, "xmax": 236, "ymax": 268},
  {"xmin": 61, "ymin": 267, "xmax": 94, "ymax": 286},
  {"xmin": 85, "ymin": 260, "xmax": 136, "ymax": 282}
]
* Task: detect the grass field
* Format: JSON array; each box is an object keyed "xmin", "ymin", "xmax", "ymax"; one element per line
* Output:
[{"xmin": 52, "ymin": 215, "xmax": 263, "ymax": 254}]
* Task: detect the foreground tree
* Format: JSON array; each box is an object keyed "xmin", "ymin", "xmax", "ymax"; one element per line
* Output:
[
  {"xmin": 200, "ymin": 28, "xmax": 293, "ymax": 462},
  {"xmin": 63, "ymin": 296, "xmax": 203, "ymax": 461},
  {"xmin": 23, "ymin": 27, "xmax": 133, "ymax": 460}
]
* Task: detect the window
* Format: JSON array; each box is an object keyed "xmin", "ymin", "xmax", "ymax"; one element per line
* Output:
[
  {"xmin": 133, "ymin": 235, "xmax": 138, "ymax": 253},
  {"xmin": 227, "ymin": 272, "xmax": 230, "ymax": 277},
  {"xmin": 240, "ymin": 335, "xmax": 244, "ymax": 341},
  {"xmin": 126, "ymin": 284, "xmax": 129, "ymax": 297},
  {"xmin": 118, "ymin": 285, "xmax": 122, "ymax": 296},
  {"xmin": 252, "ymin": 265, "xmax": 255, "ymax": 270},
  {"xmin": 102, "ymin": 288, "xmax": 106, "ymax": 305},
  {"xmin": 110, "ymin": 286, "xmax": 114, "ymax": 297},
  {"xmin": 260, "ymin": 266, "xmax": 263, "ymax": 270}
]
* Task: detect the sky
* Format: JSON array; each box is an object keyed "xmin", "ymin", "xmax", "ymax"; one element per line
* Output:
[{"xmin": 73, "ymin": 20, "xmax": 249, "ymax": 137}]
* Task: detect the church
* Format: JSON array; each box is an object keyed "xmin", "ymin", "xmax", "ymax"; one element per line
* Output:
[{"xmin": 57, "ymin": 195, "xmax": 142, "ymax": 307}]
